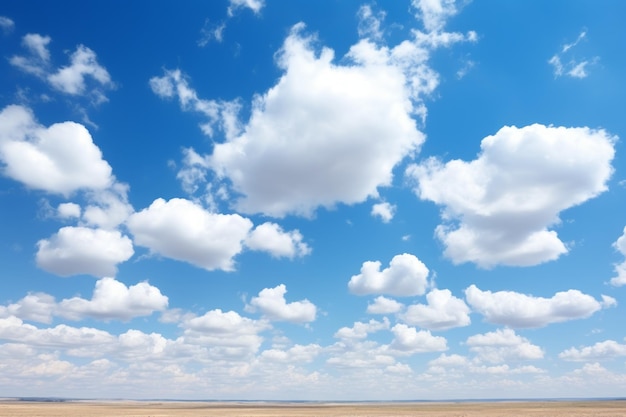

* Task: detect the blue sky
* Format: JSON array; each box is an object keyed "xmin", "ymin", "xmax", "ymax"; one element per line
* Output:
[{"xmin": 1, "ymin": 0, "xmax": 626, "ymax": 400}]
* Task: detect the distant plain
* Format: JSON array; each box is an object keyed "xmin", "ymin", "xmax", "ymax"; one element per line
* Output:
[{"xmin": 1, "ymin": 400, "xmax": 626, "ymax": 416}]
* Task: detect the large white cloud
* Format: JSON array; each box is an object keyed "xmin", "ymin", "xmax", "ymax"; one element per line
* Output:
[
  {"xmin": 408, "ymin": 124, "xmax": 616, "ymax": 267},
  {"xmin": 465, "ymin": 285, "xmax": 616, "ymax": 328},
  {"xmin": 0, "ymin": 105, "xmax": 113, "ymax": 196},
  {"xmin": 401, "ymin": 288, "xmax": 470, "ymax": 330},
  {"xmin": 559, "ymin": 339, "xmax": 626, "ymax": 362},
  {"xmin": 348, "ymin": 253, "xmax": 429, "ymax": 297},
  {"xmin": 58, "ymin": 278, "xmax": 168, "ymax": 321},
  {"xmin": 244, "ymin": 222, "xmax": 311, "ymax": 259},
  {"xmin": 610, "ymin": 226, "xmax": 626, "ymax": 286},
  {"xmin": 466, "ymin": 328, "xmax": 544, "ymax": 364},
  {"xmin": 247, "ymin": 284, "xmax": 316, "ymax": 323},
  {"xmin": 207, "ymin": 25, "xmax": 425, "ymax": 217},
  {"xmin": 389, "ymin": 323, "xmax": 447, "ymax": 354},
  {"xmin": 36, "ymin": 226, "xmax": 134, "ymax": 277},
  {"xmin": 127, "ymin": 198, "xmax": 253, "ymax": 271}
]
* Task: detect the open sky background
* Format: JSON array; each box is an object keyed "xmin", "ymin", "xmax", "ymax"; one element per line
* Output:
[{"xmin": 1, "ymin": 0, "xmax": 626, "ymax": 400}]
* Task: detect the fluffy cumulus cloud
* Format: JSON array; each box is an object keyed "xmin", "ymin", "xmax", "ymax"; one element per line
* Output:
[
  {"xmin": 247, "ymin": 284, "xmax": 316, "ymax": 323},
  {"xmin": 408, "ymin": 124, "xmax": 616, "ymax": 267},
  {"xmin": 610, "ymin": 226, "xmax": 626, "ymax": 286},
  {"xmin": 207, "ymin": 24, "xmax": 426, "ymax": 217},
  {"xmin": 389, "ymin": 323, "xmax": 447, "ymax": 354},
  {"xmin": 466, "ymin": 328, "xmax": 544, "ymax": 364},
  {"xmin": 465, "ymin": 285, "xmax": 616, "ymax": 328},
  {"xmin": 0, "ymin": 105, "xmax": 113, "ymax": 196},
  {"xmin": 127, "ymin": 198, "xmax": 253, "ymax": 272},
  {"xmin": 559, "ymin": 339, "xmax": 626, "ymax": 362},
  {"xmin": 36, "ymin": 226, "xmax": 134, "ymax": 277},
  {"xmin": 371, "ymin": 202, "xmax": 396, "ymax": 223},
  {"xmin": 58, "ymin": 278, "xmax": 168, "ymax": 321},
  {"xmin": 348, "ymin": 253, "xmax": 429, "ymax": 297},
  {"xmin": 401, "ymin": 289, "xmax": 470, "ymax": 330},
  {"xmin": 244, "ymin": 222, "xmax": 311, "ymax": 259},
  {"xmin": 367, "ymin": 296, "xmax": 404, "ymax": 314},
  {"xmin": 0, "ymin": 279, "xmax": 167, "ymax": 323},
  {"xmin": 334, "ymin": 318, "xmax": 389, "ymax": 340}
]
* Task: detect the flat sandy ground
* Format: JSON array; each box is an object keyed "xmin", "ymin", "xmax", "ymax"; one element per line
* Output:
[{"xmin": 1, "ymin": 400, "xmax": 625, "ymax": 417}]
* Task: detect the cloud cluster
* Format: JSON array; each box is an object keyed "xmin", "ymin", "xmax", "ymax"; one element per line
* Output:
[
  {"xmin": 348, "ymin": 253, "xmax": 430, "ymax": 297},
  {"xmin": 466, "ymin": 328, "xmax": 544, "ymax": 363},
  {"xmin": 10, "ymin": 34, "xmax": 113, "ymax": 101},
  {"xmin": 409, "ymin": 124, "xmax": 616, "ymax": 267},
  {"xmin": 548, "ymin": 30, "xmax": 598, "ymax": 79},
  {"xmin": 465, "ymin": 285, "xmax": 615, "ymax": 328},
  {"xmin": 559, "ymin": 339, "xmax": 626, "ymax": 361}
]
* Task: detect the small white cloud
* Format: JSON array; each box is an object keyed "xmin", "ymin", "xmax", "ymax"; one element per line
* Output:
[
  {"xmin": 198, "ymin": 19, "xmax": 226, "ymax": 46},
  {"xmin": 357, "ymin": 5, "xmax": 385, "ymax": 40},
  {"xmin": 127, "ymin": 198, "xmax": 253, "ymax": 272},
  {"xmin": 247, "ymin": 284, "xmax": 316, "ymax": 323},
  {"xmin": 48, "ymin": 45, "xmax": 113, "ymax": 96},
  {"xmin": 58, "ymin": 278, "xmax": 168, "ymax": 321},
  {"xmin": 244, "ymin": 222, "xmax": 311, "ymax": 259},
  {"xmin": 408, "ymin": 124, "xmax": 616, "ymax": 268},
  {"xmin": 371, "ymin": 202, "xmax": 396, "ymax": 223},
  {"xmin": 0, "ymin": 16, "xmax": 14, "ymax": 33},
  {"xmin": 227, "ymin": 0, "xmax": 265, "ymax": 16},
  {"xmin": 82, "ymin": 183, "xmax": 134, "ymax": 229},
  {"xmin": 559, "ymin": 340, "xmax": 626, "ymax": 362},
  {"xmin": 57, "ymin": 202, "xmax": 81, "ymax": 219},
  {"xmin": 401, "ymin": 288, "xmax": 470, "ymax": 330},
  {"xmin": 466, "ymin": 328, "xmax": 543, "ymax": 364},
  {"xmin": 367, "ymin": 296, "xmax": 404, "ymax": 314},
  {"xmin": 348, "ymin": 253, "xmax": 430, "ymax": 297},
  {"xmin": 0, "ymin": 293, "xmax": 56, "ymax": 324},
  {"xmin": 549, "ymin": 30, "xmax": 598, "ymax": 79},
  {"xmin": 465, "ymin": 285, "xmax": 613, "ymax": 328},
  {"xmin": 260, "ymin": 344, "xmax": 322, "ymax": 363},
  {"xmin": 36, "ymin": 226, "xmax": 134, "ymax": 277},
  {"xmin": 9, "ymin": 34, "xmax": 51, "ymax": 76},
  {"xmin": 610, "ymin": 226, "xmax": 626, "ymax": 286},
  {"xmin": 334, "ymin": 318, "xmax": 389, "ymax": 340},
  {"xmin": 0, "ymin": 105, "xmax": 114, "ymax": 196},
  {"xmin": 411, "ymin": 0, "xmax": 459, "ymax": 32},
  {"xmin": 389, "ymin": 323, "xmax": 447, "ymax": 354}
]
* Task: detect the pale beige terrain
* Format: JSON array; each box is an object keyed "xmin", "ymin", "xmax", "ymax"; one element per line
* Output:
[{"xmin": 1, "ymin": 400, "xmax": 625, "ymax": 417}]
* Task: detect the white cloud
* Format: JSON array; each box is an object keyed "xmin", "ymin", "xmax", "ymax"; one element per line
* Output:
[
  {"xmin": 48, "ymin": 45, "xmax": 113, "ymax": 96},
  {"xmin": 549, "ymin": 30, "xmax": 598, "ymax": 79},
  {"xmin": 182, "ymin": 309, "xmax": 270, "ymax": 357},
  {"xmin": 357, "ymin": 5, "xmax": 385, "ymax": 41},
  {"xmin": 610, "ymin": 226, "xmax": 626, "ymax": 286},
  {"xmin": 408, "ymin": 124, "xmax": 616, "ymax": 267},
  {"xmin": 411, "ymin": 0, "xmax": 459, "ymax": 32},
  {"xmin": 0, "ymin": 16, "xmax": 14, "ymax": 33},
  {"xmin": 82, "ymin": 183, "xmax": 134, "ymax": 229},
  {"xmin": 247, "ymin": 284, "xmax": 316, "ymax": 323},
  {"xmin": 401, "ymin": 288, "xmax": 470, "ymax": 330},
  {"xmin": 36, "ymin": 226, "xmax": 134, "ymax": 277},
  {"xmin": 127, "ymin": 198, "xmax": 253, "ymax": 272},
  {"xmin": 260, "ymin": 344, "xmax": 322, "ymax": 363},
  {"xmin": 334, "ymin": 318, "xmax": 389, "ymax": 340},
  {"xmin": 198, "ymin": 19, "xmax": 226, "ymax": 46},
  {"xmin": 244, "ymin": 222, "xmax": 311, "ymax": 259},
  {"xmin": 466, "ymin": 328, "xmax": 544, "ymax": 364},
  {"xmin": 58, "ymin": 278, "xmax": 168, "ymax": 321},
  {"xmin": 0, "ymin": 293, "xmax": 56, "ymax": 324},
  {"xmin": 207, "ymin": 25, "xmax": 427, "ymax": 218},
  {"xmin": 227, "ymin": 0, "xmax": 264, "ymax": 16},
  {"xmin": 559, "ymin": 340, "xmax": 626, "ymax": 362},
  {"xmin": 389, "ymin": 323, "xmax": 447, "ymax": 354},
  {"xmin": 371, "ymin": 202, "xmax": 396, "ymax": 223},
  {"xmin": 9, "ymin": 34, "xmax": 51, "ymax": 76},
  {"xmin": 348, "ymin": 253, "xmax": 429, "ymax": 297},
  {"xmin": 465, "ymin": 285, "xmax": 615, "ymax": 328},
  {"xmin": 0, "ymin": 105, "xmax": 114, "ymax": 196},
  {"xmin": 367, "ymin": 296, "xmax": 404, "ymax": 314},
  {"xmin": 149, "ymin": 69, "xmax": 240, "ymax": 138},
  {"xmin": 57, "ymin": 202, "xmax": 81, "ymax": 219}
]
